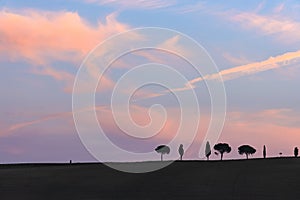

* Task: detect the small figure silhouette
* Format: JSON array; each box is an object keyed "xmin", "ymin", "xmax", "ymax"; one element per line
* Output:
[
  {"xmin": 205, "ymin": 141, "xmax": 211, "ymax": 160},
  {"xmin": 155, "ymin": 145, "xmax": 170, "ymax": 161},
  {"xmin": 294, "ymin": 147, "xmax": 298, "ymax": 157},
  {"xmin": 178, "ymin": 144, "xmax": 184, "ymax": 161},
  {"xmin": 70, "ymin": 160, "xmax": 72, "ymax": 164}
]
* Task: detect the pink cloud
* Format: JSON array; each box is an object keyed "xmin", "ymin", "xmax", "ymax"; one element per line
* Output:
[
  {"xmin": 222, "ymin": 125, "xmax": 299, "ymax": 158},
  {"xmin": 3, "ymin": 104, "xmax": 300, "ymax": 160},
  {"xmin": 0, "ymin": 9, "xmax": 129, "ymax": 91},
  {"xmin": 220, "ymin": 110, "xmax": 300, "ymax": 158},
  {"xmin": 228, "ymin": 109, "xmax": 300, "ymax": 130},
  {"xmin": 0, "ymin": 10, "xmax": 128, "ymax": 64},
  {"xmin": 157, "ymin": 35, "xmax": 194, "ymax": 58},
  {"xmin": 226, "ymin": 11, "xmax": 300, "ymax": 43},
  {"xmin": 98, "ymin": 105, "xmax": 181, "ymax": 140}
]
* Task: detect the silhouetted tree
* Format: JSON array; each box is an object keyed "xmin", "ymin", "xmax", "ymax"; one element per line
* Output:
[
  {"xmin": 155, "ymin": 145, "xmax": 170, "ymax": 161},
  {"xmin": 205, "ymin": 141, "xmax": 211, "ymax": 160},
  {"xmin": 238, "ymin": 145, "xmax": 256, "ymax": 159},
  {"xmin": 178, "ymin": 144, "xmax": 184, "ymax": 161},
  {"xmin": 214, "ymin": 143, "xmax": 231, "ymax": 160},
  {"xmin": 294, "ymin": 147, "xmax": 298, "ymax": 157},
  {"xmin": 263, "ymin": 145, "xmax": 266, "ymax": 159}
]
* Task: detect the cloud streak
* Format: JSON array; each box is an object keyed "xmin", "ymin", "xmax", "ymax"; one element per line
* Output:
[
  {"xmin": 133, "ymin": 49, "xmax": 300, "ymax": 101},
  {"xmin": 85, "ymin": 0, "xmax": 176, "ymax": 10},
  {"xmin": 151, "ymin": 49, "xmax": 300, "ymax": 100},
  {"xmin": 2, "ymin": 106, "xmax": 108, "ymax": 136},
  {"xmin": 189, "ymin": 49, "xmax": 300, "ymax": 85}
]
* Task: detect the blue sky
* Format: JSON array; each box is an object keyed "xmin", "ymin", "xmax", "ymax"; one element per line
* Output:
[{"xmin": 0, "ymin": 0, "xmax": 300, "ymax": 163}]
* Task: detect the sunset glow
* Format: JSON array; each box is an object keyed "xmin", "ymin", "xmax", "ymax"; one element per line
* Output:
[{"xmin": 1, "ymin": 0, "xmax": 300, "ymax": 163}]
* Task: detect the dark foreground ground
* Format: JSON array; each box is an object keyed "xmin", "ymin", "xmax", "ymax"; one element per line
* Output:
[{"xmin": 0, "ymin": 158, "xmax": 299, "ymax": 200}]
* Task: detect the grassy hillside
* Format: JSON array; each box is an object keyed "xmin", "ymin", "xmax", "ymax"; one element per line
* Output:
[{"xmin": 0, "ymin": 158, "xmax": 299, "ymax": 200}]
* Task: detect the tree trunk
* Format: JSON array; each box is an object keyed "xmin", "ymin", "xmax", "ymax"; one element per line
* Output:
[
  {"xmin": 221, "ymin": 153, "xmax": 223, "ymax": 160},
  {"xmin": 246, "ymin": 154, "xmax": 249, "ymax": 159},
  {"xmin": 180, "ymin": 155, "xmax": 182, "ymax": 161},
  {"xmin": 161, "ymin": 153, "xmax": 163, "ymax": 161}
]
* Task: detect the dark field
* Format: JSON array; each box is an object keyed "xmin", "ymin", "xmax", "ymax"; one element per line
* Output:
[{"xmin": 0, "ymin": 158, "xmax": 299, "ymax": 200}]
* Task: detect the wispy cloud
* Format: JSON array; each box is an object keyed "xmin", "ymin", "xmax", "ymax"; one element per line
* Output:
[
  {"xmin": 220, "ymin": 109, "xmax": 300, "ymax": 158},
  {"xmin": 229, "ymin": 108, "xmax": 300, "ymax": 129},
  {"xmin": 85, "ymin": 0, "xmax": 176, "ymax": 10},
  {"xmin": 273, "ymin": 3, "xmax": 285, "ymax": 13},
  {"xmin": 224, "ymin": 10, "xmax": 300, "ymax": 43},
  {"xmin": 30, "ymin": 65, "xmax": 75, "ymax": 92},
  {"xmin": 254, "ymin": 1, "xmax": 266, "ymax": 13},
  {"xmin": 222, "ymin": 52, "xmax": 252, "ymax": 66},
  {"xmin": 2, "ymin": 104, "xmax": 180, "ymax": 144},
  {"xmin": 2, "ymin": 106, "xmax": 109, "ymax": 136},
  {"xmin": 5, "ymin": 112, "xmax": 72, "ymax": 134},
  {"xmin": 177, "ymin": 2, "xmax": 205, "ymax": 14},
  {"xmin": 157, "ymin": 35, "xmax": 187, "ymax": 55}
]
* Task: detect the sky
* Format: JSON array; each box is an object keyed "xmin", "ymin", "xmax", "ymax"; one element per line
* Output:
[{"xmin": 0, "ymin": 0, "xmax": 300, "ymax": 163}]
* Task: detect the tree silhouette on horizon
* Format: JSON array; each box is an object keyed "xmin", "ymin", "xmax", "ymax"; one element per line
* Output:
[
  {"xmin": 214, "ymin": 143, "xmax": 231, "ymax": 160},
  {"xmin": 155, "ymin": 145, "xmax": 170, "ymax": 161},
  {"xmin": 294, "ymin": 147, "xmax": 298, "ymax": 158},
  {"xmin": 263, "ymin": 145, "xmax": 267, "ymax": 159},
  {"xmin": 238, "ymin": 145, "xmax": 256, "ymax": 159},
  {"xmin": 178, "ymin": 144, "xmax": 184, "ymax": 161},
  {"xmin": 205, "ymin": 141, "xmax": 211, "ymax": 160}
]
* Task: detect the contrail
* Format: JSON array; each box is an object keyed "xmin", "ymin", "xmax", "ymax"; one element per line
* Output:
[
  {"xmin": 189, "ymin": 49, "xmax": 300, "ymax": 85},
  {"xmin": 3, "ymin": 106, "xmax": 107, "ymax": 135},
  {"xmin": 134, "ymin": 49, "xmax": 300, "ymax": 102}
]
